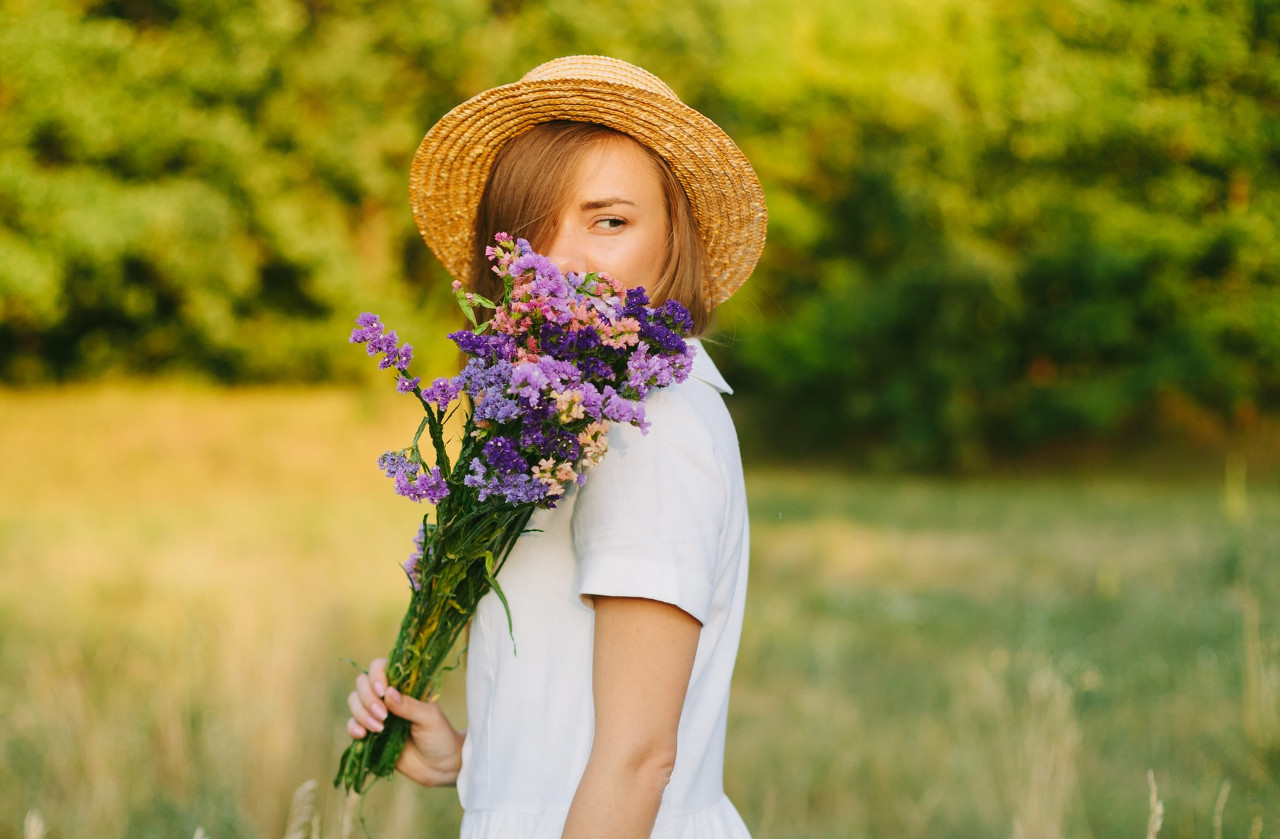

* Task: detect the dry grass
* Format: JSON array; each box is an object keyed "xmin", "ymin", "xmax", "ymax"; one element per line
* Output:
[
  {"xmin": 2, "ymin": 384, "xmax": 1277, "ymax": 838},
  {"xmin": 960, "ymin": 661, "xmax": 1081, "ymax": 839},
  {"xmin": 0, "ymin": 384, "xmax": 467, "ymax": 837}
]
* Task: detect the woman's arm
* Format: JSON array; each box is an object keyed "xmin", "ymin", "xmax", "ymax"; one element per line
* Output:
[
  {"xmin": 561, "ymin": 595, "xmax": 701, "ymax": 839},
  {"xmin": 346, "ymin": 657, "xmax": 467, "ymax": 787}
]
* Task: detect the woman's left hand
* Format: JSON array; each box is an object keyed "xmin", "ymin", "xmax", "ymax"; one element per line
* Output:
[{"xmin": 346, "ymin": 657, "xmax": 466, "ymax": 787}]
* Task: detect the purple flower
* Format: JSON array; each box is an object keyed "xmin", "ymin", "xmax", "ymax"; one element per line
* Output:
[
  {"xmin": 474, "ymin": 385, "xmax": 521, "ymax": 423},
  {"xmin": 508, "ymin": 246, "xmax": 568, "ymax": 297},
  {"xmin": 509, "ymin": 361, "xmax": 551, "ymax": 404},
  {"xmin": 450, "ymin": 330, "xmax": 516, "ymax": 362},
  {"xmin": 394, "ymin": 465, "xmax": 449, "ymax": 504},
  {"xmin": 378, "ymin": 451, "xmax": 413, "ymax": 478},
  {"xmin": 575, "ymin": 354, "xmax": 614, "ymax": 381},
  {"xmin": 481, "ymin": 436, "xmax": 529, "ymax": 478},
  {"xmin": 622, "ymin": 287, "xmax": 651, "ymax": 318},
  {"xmin": 403, "ymin": 523, "xmax": 426, "ymax": 590},
  {"xmin": 423, "ymin": 471, "xmax": 449, "ymax": 504},
  {"xmin": 535, "ymin": 356, "xmax": 582, "ymax": 391},
  {"xmin": 350, "ymin": 312, "xmax": 384, "ymax": 344},
  {"xmin": 396, "ymin": 375, "xmax": 421, "ymax": 394},
  {"xmin": 463, "ymin": 458, "xmax": 487, "ymax": 491},
  {"xmin": 546, "ymin": 427, "xmax": 581, "ymax": 462},
  {"xmin": 601, "ymin": 386, "xmax": 648, "ymax": 431},
  {"xmin": 351, "ymin": 315, "xmax": 422, "ymax": 377},
  {"xmin": 368, "ymin": 329, "xmax": 398, "ymax": 360},
  {"xmin": 458, "ymin": 358, "xmax": 523, "ymax": 423},
  {"xmin": 625, "ymin": 341, "xmax": 685, "ymax": 397},
  {"xmin": 657, "ymin": 299, "xmax": 694, "ymax": 334},
  {"xmin": 461, "ymin": 438, "xmax": 556, "ymax": 506},
  {"xmin": 572, "ymin": 328, "xmax": 601, "ymax": 353},
  {"xmin": 502, "ymin": 475, "xmax": 552, "ymax": 505},
  {"xmin": 638, "ymin": 316, "xmax": 686, "ymax": 356},
  {"xmin": 423, "ymin": 376, "xmax": 462, "ymax": 410},
  {"xmin": 519, "ymin": 414, "xmax": 552, "ymax": 450},
  {"xmin": 578, "ymin": 383, "xmax": 604, "ymax": 420}
]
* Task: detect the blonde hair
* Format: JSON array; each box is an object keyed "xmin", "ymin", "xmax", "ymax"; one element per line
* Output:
[{"xmin": 470, "ymin": 121, "xmax": 710, "ymax": 335}]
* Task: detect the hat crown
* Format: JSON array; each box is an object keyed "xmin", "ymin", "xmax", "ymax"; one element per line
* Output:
[{"xmin": 519, "ymin": 55, "xmax": 682, "ymax": 103}]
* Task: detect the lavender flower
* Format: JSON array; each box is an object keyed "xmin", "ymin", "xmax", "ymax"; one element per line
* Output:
[
  {"xmin": 621, "ymin": 287, "xmax": 651, "ymax": 318},
  {"xmin": 601, "ymin": 386, "xmax": 644, "ymax": 425},
  {"xmin": 509, "ymin": 362, "xmax": 551, "ymax": 404},
  {"xmin": 450, "ymin": 330, "xmax": 516, "ymax": 362},
  {"xmin": 403, "ymin": 523, "xmax": 426, "ymax": 590},
  {"xmin": 394, "ymin": 465, "xmax": 449, "ymax": 504},
  {"xmin": 422, "ymin": 376, "xmax": 462, "ymax": 411},
  {"xmin": 578, "ymin": 383, "xmax": 605, "ymax": 419},
  {"xmin": 350, "ymin": 312, "xmax": 384, "ymax": 344},
  {"xmin": 481, "ymin": 436, "xmax": 530, "ymax": 480},
  {"xmin": 368, "ymin": 329, "xmax": 398, "ymax": 361},
  {"xmin": 378, "ymin": 451, "xmax": 414, "ymax": 478}
]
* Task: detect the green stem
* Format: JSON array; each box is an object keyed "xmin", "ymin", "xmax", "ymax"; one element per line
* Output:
[{"xmin": 333, "ymin": 502, "xmax": 536, "ymax": 795}]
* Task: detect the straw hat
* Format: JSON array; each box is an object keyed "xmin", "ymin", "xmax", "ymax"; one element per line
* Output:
[{"xmin": 409, "ymin": 55, "xmax": 767, "ymax": 307}]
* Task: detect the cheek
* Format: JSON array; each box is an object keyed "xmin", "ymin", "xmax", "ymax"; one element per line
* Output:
[
  {"xmin": 643, "ymin": 228, "xmax": 669, "ymax": 284},
  {"xmin": 622, "ymin": 238, "xmax": 664, "ymax": 290}
]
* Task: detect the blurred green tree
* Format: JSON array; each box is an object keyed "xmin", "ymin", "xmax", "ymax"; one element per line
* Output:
[
  {"xmin": 1, "ymin": 0, "xmax": 1276, "ymax": 465},
  {"xmin": 715, "ymin": 0, "xmax": 1280, "ymax": 465}
]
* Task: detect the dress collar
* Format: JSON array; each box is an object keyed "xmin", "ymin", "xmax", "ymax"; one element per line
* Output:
[{"xmin": 687, "ymin": 338, "xmax": 733, "ymax": 395}]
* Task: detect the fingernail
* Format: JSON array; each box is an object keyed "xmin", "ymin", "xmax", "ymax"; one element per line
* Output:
[
  {"xmin": 386, "ymin": 687, "xmax": 401, "ymax": 704},
  {"xmin": 373, "ymin": 703, "xmax": 387, "ymax": 721},
  {"xmin": 371, "ymin": 719, "xmax": 384, "ymax": 732},
  {"xmin": 374, "ymin": 681, "xmax": 386, "ymax": 697}
]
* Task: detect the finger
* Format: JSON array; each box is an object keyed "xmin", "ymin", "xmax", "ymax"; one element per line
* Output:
[
  {"xmin": 347, "ymin": 717, "xmax": 367, "ymax": 739},
  {"xmin": 355, "ymin": 674, "xmax": 388, "ymax": 723},
  {"xmin": 347, "ymin": 689, "xmax": 384, "ymax": 733},
  {"xmin": 369, "ymin": 658, "xmax": 389, "ymax": 697},
  {"xmin": 385, "ymin": 687, "xmax": 442, "ymax": 727}
]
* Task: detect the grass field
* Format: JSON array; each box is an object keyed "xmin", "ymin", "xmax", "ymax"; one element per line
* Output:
[{"xmin": 1, "ymin": 385, "xmax": 1277, "ymax": 839}]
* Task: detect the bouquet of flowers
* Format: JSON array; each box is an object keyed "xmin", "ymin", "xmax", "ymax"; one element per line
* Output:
[{"xmin": 334, "ymin": 233, "xmax": 695, "ymax": 795}]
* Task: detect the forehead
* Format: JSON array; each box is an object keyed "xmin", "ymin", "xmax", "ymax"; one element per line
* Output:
[{"xmin": 569, "ymin": 134, "xmax": 664, "ymax": 193}]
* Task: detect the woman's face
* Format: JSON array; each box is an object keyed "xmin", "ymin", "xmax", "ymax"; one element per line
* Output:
[{"xmin": 544, "ymin": 135, "xmax": 669, "ymax": 292}]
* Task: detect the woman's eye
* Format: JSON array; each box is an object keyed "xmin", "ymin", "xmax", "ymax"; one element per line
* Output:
[{"xmin": 596, "ymin": 217, "xmax": 626, "ymax": 230}]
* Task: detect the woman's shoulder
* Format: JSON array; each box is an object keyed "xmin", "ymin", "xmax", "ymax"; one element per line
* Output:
[{"xmin": 603, "ymin": 379, "xmax": 732, "ymax": 484}]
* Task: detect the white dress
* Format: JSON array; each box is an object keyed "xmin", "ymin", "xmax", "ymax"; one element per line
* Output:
[{"xmin": 456, "ymin": 339, "xmax": 752, "ymax": 839}]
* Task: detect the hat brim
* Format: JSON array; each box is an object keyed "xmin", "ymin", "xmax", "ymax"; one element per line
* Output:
[{"xmin": 409, "ymin": 77, "xmax": 767, "ymax": 307}]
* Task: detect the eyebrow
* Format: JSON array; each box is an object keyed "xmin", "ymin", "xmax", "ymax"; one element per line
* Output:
[{"xmin": 580, "ymin": 197, "xmax": 637, "ymax": 211}]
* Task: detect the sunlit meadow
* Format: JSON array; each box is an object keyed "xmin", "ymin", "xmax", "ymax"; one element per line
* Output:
[{"xmin": 1, "ymin": 385, "xmax": 1277, "ymax": 839}]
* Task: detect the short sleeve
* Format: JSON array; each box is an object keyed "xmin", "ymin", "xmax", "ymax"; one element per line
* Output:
[{"xmin": 571, "ymin": 388, "xmax": 726, "ymax": 625}]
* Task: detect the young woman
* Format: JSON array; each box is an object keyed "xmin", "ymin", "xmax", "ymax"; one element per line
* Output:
[{"xmin": 345, "ymin": 55, "xmax": 767, "ymax": 839}]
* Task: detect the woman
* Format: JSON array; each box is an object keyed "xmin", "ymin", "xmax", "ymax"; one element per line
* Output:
[{"xmin": 346, "ymin": 55, "xmax": 767, "ymax": 839}]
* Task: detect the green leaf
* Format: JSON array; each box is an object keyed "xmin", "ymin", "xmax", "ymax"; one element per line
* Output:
[
  {"xmin": 484, "ymin": 549, "xmax": 516, "ymax": 652},
  {"xmin": 456, "ymin": 295, "xmax": 478, "ymax": 327}
]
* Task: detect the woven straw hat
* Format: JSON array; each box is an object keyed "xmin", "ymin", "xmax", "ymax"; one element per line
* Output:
[{"xmin": 409, "ymin": 55, "xmax": 767, "ymax": 307}]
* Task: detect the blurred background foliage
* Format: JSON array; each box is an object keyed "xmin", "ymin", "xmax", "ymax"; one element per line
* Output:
[
  {"xmin": 1, "ymin": 0, "xmax": 1278, "ymax": 466},
  {"xmin": 4, "ymin": 4, "xmax": 1280, "ymax": 838}
]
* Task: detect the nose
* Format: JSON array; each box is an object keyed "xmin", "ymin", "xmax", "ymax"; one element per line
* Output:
[{"xmin": 544, "ymin": 225, "xmax": 587, "ymax": 277}]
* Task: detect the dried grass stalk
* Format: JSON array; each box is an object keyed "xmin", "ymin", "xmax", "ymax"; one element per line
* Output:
[
  {"xmin": 1144, "ymin": 770, "xmax": 1163, "ymax": 839},
  {"xmin": 283, "ymin": 779, "xmax": 320, "ymax": 839}
]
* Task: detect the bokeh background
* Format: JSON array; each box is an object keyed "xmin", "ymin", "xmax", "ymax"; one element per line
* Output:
[{"xmin": 2, "ymin": 0, "xmax": 1278, "ymax": 837}]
